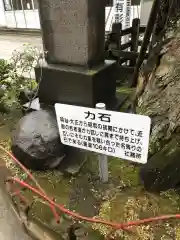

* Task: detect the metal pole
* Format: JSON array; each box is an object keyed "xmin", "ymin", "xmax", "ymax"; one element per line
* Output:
[{"xmin": 96, "ymin": 103, "xmax": 108, "ymax": 183}]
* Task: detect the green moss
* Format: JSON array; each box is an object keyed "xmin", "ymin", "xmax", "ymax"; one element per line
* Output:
[
  {"xmin": 86, "ymin": 70, "xmax": 97, "ymax": 75},
  {"xmin": 108, "ymin": 158, "xmax": 140, "ymax": 187},
  {"xmin": 25, "ymin": 172, "xmax": 72, "ymax": 222},
  {"xmin": 136, "ymin": 104, "xmax": 148, "ymax": 115},
  {"xmin": 2, "ymin": 114, "xmax": 180, "ymax": 239},
  {"xmin": 116, "ymin": 87, "xmax": 135, "ymax": 95},
  {"xmin": 93, "ymin": 189, "xmax": 180, "ymax": 239}
]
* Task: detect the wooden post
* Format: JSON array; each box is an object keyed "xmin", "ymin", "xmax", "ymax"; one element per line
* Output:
[
  {"xmin": 131, "ymin": 0, "xmax": 160, "ymax": 87},
  {"xmin": 111, "ymin": 22, "xmax": 122, "ymax": 49},
  {"xmin": 105, "ymin": 22, "xmax": 122, "ymax": 60},
  {"xmin": 130, "ymin": 18, "xmax": 140, "ymax": 66}
]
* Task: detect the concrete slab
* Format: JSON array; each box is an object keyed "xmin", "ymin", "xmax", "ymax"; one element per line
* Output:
[
  {"xmin": 0, "ymin": 167, "xmax": 31, "ymax": 240},
  {"xmin": 0, "ymin": 32, "xmax": 43, "ymax": 79}
]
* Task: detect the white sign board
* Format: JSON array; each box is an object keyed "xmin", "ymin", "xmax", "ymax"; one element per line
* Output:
[
  {"xmin": 113, "ymin": 0, "xmax": 131, "ymax": 43},
  {"xmin": 55, "ymin": 104, "xmax": 151, "ymax": 164}
]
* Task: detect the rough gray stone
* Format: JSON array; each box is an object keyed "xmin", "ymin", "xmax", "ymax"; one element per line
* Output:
[{"xmin": 11, "ymin": 109, "xmax": 66, "ymax": 170}]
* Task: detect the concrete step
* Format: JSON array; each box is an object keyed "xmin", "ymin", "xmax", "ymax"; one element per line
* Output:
[{"xmin": 0, "ymin": 27, "xmax": 41, "ymax": 36}]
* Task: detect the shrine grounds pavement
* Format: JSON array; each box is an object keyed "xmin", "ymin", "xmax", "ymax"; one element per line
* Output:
[
  {"xmin": 0, "ymin": 165, "xmax": 31, "ymax": 240},
  {"xmin": 0, "ymin": 33, "xmax": 42, "ymax": 238},
  {"xmin": 0, "ymin": 31, "xmax": 43, "ymax": 60}
]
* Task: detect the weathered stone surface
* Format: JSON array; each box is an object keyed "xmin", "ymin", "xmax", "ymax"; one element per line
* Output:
[
  {"xmin": 137, "ymin": 36, "xmax": 180, "ymax": 156},
  {"xmin": 11, "ymin": 110, "xmax": 66, "ymax": 170},
  {"xmin": 35, "ymin": 60, "xmax": 116, "ymax": 108},
  {"xmin": 58, "ymin": 147, "xmax": 87, "ymax": 176},
  {"xmin": 141, "ymin": 137, "xmax": 180, "ymax": 192},
  {"xmin": 137, "ymin": 23, "xmax": 180, "ymax": 191},
  {"xmin": 37, "ymin": 0, "xmax": 105, "ymax": 66}
]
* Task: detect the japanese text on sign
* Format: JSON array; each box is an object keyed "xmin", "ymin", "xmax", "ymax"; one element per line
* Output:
[
  {"xmin": 113, "ymin": 0, "xmax": 131, "ymax": 28},
  {"xmin": 55, "ymin": 104, "xmax": 151, "ymax": 164}
]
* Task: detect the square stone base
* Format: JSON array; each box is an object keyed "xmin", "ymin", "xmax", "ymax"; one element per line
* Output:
[{"xmin": 35, "ymin": 60, "xmax": 117, "ymax": 108}]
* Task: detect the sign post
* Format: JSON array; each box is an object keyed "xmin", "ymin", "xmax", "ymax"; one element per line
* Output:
[
  {"xmin": 55, "ymin": 103, "xmax": 151, "ymax": 182},
  {"xmin": 96, "ymin": 103, "xmax": 108, "ymax": 183}
]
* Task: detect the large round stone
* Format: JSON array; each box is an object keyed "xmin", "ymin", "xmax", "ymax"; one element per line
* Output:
[{"xmin": 11, "ymin": 109, "xmax": 66, "ymax": 170}]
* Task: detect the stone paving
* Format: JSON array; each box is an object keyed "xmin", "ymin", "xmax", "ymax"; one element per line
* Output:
[
  {"xmin": 0, "ymin": 167, "xmax": 31, "ymax": 240},
  {"xmin": 0, "ymin": 32, "xmax": 43, "ymax": 60},
  {"xmin": 0, "ymin": 32, "xmax": 42, "ymax": 239}
]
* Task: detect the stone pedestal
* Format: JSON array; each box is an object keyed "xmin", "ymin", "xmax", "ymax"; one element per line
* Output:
[
  {"xmin": 35, "ymin": 60, "xmax": 116, "ymax": 108},
  {"xmin": 36, "ymin": 0, "xmax": 118, "ymax": 108},
  {"xmin": 34, "ymin": 0, "xmax": 118, "ymax": 171}
]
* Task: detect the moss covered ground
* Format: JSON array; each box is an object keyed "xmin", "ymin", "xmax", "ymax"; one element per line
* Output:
[{"xmin": 1, "ymin": 96, "xmax": 180, "ymax": 239}]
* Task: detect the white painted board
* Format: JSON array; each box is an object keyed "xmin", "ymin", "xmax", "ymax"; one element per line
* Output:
[
  {"xmin": 55, "ymin": 103, "xmax": 151, "ymax": 164},
  {"xmin": 113, "ymin": 0, "xmax": 131, "ymax": 43}
]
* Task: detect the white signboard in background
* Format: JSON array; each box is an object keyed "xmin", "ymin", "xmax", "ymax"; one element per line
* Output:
[
  {"xmin": 55, "ymin": 103, "xmax": 151, "ymax": 164},
  {"xmin": 125, "ymin": 0, "xmax": 131, "ymax": 29},
  {"xmin": 113, "ymin": 0, "xmax": 131, "ymax": 43}
]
